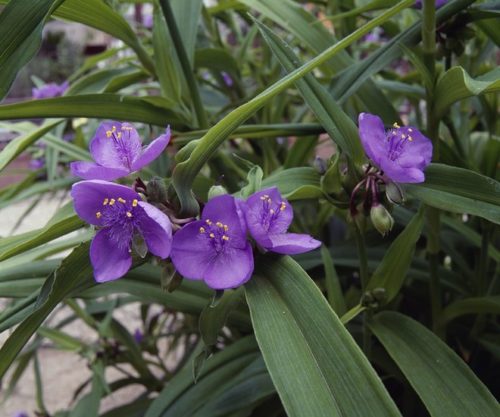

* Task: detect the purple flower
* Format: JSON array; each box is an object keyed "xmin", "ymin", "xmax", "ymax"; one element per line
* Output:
[
  {"xmin": 13, "ymin": 412, "xmax": 29, "ymax": 417},
  {"xmin": 242, "ymin": 187, "xmax": 321, "ymax": 255},
  {"xmin": 134, "ymin": 329, "xmax": 144, "ymax": 344},
  {"xmin": 32, "ymin": 81, "xmax": 68, "ymax": 99},
  {"xmin": 70, "ymin": 122, "xmax": 170, "ymax": 181},
  {"xmin": 221, "ymin": 71, "xmax": 233, "ymax": 87},
  {"xmin": 171, "ymin": 195, "xmax": 254, "ymax": 290},
  {"xmin": 358, "ymin": 113, "xmax": 432, "ymax": 183},
  {"xmin": 71, "ymin": 180, "xmax": 172, "ymax": 282},
  {"xmin": 415, "ymin": 0, "xmax": 447, "ymax": 8}
]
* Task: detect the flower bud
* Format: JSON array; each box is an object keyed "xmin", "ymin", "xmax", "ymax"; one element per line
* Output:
[
  {"xmin": 370, "ymin": 204, "xmax": 394, "ymax": 236},
  {"xmin": 146, "ymin": 177, "xmax": 168, "ymax": 203},
  {"xmin": 385, "ymin": 181, "xmax": 405, "ymax": 204},
  {"xmin": 208, "ymin": 185, "xmax": 228, "ymax": 200}
]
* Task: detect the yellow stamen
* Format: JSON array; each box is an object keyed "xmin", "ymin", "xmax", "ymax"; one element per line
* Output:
[
  {"xmin": 103, "ymin": 198, "xmax": 109, "ymax": 205},
  {"xmin": 122, "ymin": 125, "xmax": 133, "ymax": 131},
  {"xmin": 132, "ymin": 199, "xmax": 138, "ymax": 207},
  {"xmin": 109, "ymin": 198, "xmax": 116, "ymax": 205},
  {"xmin": 223, "ymin": 224, "xmax": 229, "ymax": 231},
  {"xmin": 106, "ymin": 130, "xmax": 112, "ymax": 138},
  {"xmin": 280, "ymin": 202, "xmax": 286, "ymax": 211},
  {"xmin": 209, "ymin": 233, "xmax": 215, "ymax": 238},
  {"xmin": 401, "ymin": 134, "xmax": 406, "ymax": 139},
  {"xmin": 126, "ymin": 211, "xmax": 132, "ymax": 218},
  {"xmin": 96, "ymin": 211, "xmax": 102, "ymax": 219},
  {"xmin": 222, "ymin": 235, "xmax": 229, "ymax": 241},
  {"xmin": 116, "ymin": 132, "xmax": 122, "ymax": 139},
  {"xmin": 206, "ymin": 219, "xmax": 212, "ymax": 225},
  {"xmin": 408, "ymin": 136, "xmax": 413, "ymax": 142},
  {"xmin": 112, "ymin": 125, "xmax": 116, "ymax": 131},
  {"xmin": 117, "ymin": 197, "xmax": 126, "ymax": 204},
  {"xmin": 408, "ymin": 128, "xmax": 413, "ymax": 132},
  {"xmin": 199, "ymin": 227, "xmax": 205, "ymax": 233},
  {"xmin": 393, "ymin": 122, "xmax": 400, "ymax": 128},
  {"xmin": 216, "ymin": 221, "xmax": 223, "ymax": 228}
]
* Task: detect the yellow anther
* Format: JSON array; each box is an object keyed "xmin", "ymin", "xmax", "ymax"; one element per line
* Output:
[
  {"xmin": 112, "ymin": 125, "xmax": 116, "ymax": 131},
  {"xmin": 109, "ymin": 198, "xmax": 116, "ymax": 205},
  {"xmin": 96, "ymin": 211, "xmax": 102, "ymax": 219},
  {"xmin": 209, "ymin": 233, "xmax": 215, "ymax": 238},
  {"xmin": 132, "ymin": 199, "xmax": 138, "ymax": 207},
  {"xmin": 103, "ymin": 198, "xmax": 109, "ymax": 205},
  {"xmin": 223, "ymin": 224, "xmax": 229, "ymax": 231},
  {"xmin": 270, "ymin": 209, "xmax": 275, "ymax": 214},
  {"xmin": 199, "ymin": 227, "xmax": 206, "ymax": 233},
  {"xmin": 116, "ymin": 132, "xmax": 122, "ymax": 139},
  {"xmin": 206, "ymin": 219, "xmax": 212, "ymax": 225},
  {"xmin": 408, "ymin": 128, "xmax": 413, "ymax": 132},
  {"xmin": 408, "ymin": 136, "xmax": 413, "ymax": 142},
  {"xmin": 106, "ymin": 130, "xmax": 112, "ymax": 138},
  {"xmin": 216, "ymin": 221, "xmax": 224, "ymax": 228},
  {"xmin": 260, "ymin": 196, "xmax": 267, "ymax": 201},
  {"xmin": 122, "ymin": 125, "xmax": 133, "ymax": 131},
  {"xmin": 393, "ymin": 122, "xmax": 400, "ymax": 128},
  {"xmin": 222, "ymin": 235, "xmax": 230, "ymax": 241},
  {"xmin": 280, "ymin": 202, "xmax": 286, "ymax": 211},
  {"xmin": 126, "ymin": 211, "xmax": 132, "ymax": 218},
  {"xmin": 401, "ymin": 134, "xmax": 406, "ymax": 139},
  {"xmin": 117, "ymin": 197, "xmax": 126, "ymax": 204}
]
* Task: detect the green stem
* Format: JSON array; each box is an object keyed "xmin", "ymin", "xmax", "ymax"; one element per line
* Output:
[
  {"xmin": 354, "ymin": 225, "xmax": 369, "ymax": 291},
  {"xmin": 158, "ymin": 0, "xmax": 209, "ymax": 129}
]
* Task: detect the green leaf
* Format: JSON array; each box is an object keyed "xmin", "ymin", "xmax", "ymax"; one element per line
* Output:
[
  {"xmin": 321, "ymin": 245, "xmax": 346, "ymax": 315},
  {"xmin": 0, "ymin": 0, "xmax": 64, "ymax": 99},
  {"xmin": 153, "ymin": 7, "xmax": 182, "ymax": 103},
  {"xmin": 171, "ymin": 0, "xmax": 415, "ymax": 215},
  {"xmin": 37, "ymin": 327, "xmax": 85, "ymax": 351},
  {"xmin": 0, "ymin": 203, "xmax": 84, "ymax": 262},
  {"xmin": 254, "ymin": 19, "xmax": 364, "ymax": 164},
  {"xmin": 0, "ymin": 243, "xmax": 93, "ymax": 379},
  {"xmin": 370, "ymin": 312, "xmax": 500, "ymax": 417},
  {"xmin": 0, "ymin": 94, "xmax": 182, "ymax": 126},
  {"xmin": 261, "ymin": 167, "xmax": 322, "ymax": 200},
  {"xmin": 440, "ymin": 296, "xmax": 500, "ymax": 324},
  {"xmin": 245, "ymin": 255, "xmax": 402, "ymax": 417},
  {"xmin": 0, "ymin": 119, "xmax": 63, "ymax": 172},
  {"xmin": 366, "ymin": 208, "xmax": 425, "ymax": 305},
  {"xmin": 434, "ymin": 67, "xmax": 500, "ymax": 119},
  {"xmin": 406, "ymin": 164, "xmax": 500, "ymax": 224},
  {"xmin": 145, "ymin": 337, "xmax": 260, "ymax": 417},
  {"xmin": 194, "ymin": 48, "xmax": 240, "ymax": 76}
]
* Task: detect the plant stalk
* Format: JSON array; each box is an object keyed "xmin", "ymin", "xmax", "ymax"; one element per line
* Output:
[{"xmin": 158, "ymin": 0, "xmax": 209, "ymax": 129}]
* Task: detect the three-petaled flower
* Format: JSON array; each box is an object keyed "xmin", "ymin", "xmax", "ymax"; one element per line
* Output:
[
  {"xmin": 71, "ymin": 180, "xmax": 172, "ymax": 282},
  {"xmin": 170, "ymin": 194, "xmax": 254, "ymax": 290},
  {"xmin": 242, "ymin": 187, "xmax": 322, "ymax": 254},
  {"xmin": 32, "ymin": 81, "xmax": 69, "ymax": 99},
  {"xmin": 70, "ymin": 121, "xmax": 170, "ymax": 181},
  {"xmin": 358, "ymin": 113, "xmax": 432, "ymax": 183},
  {"xmin": 415, "ymin": 0, "xmax": 447, "ymax": 9}
]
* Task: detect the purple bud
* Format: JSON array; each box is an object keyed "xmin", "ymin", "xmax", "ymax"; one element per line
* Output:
[
  {"xmin": 32, "ymin": 81, "xmax": 68, "ymax": 99},
  {"xmin": 134, "ymin": 329, "xmax": 144, "ymax": 344}
]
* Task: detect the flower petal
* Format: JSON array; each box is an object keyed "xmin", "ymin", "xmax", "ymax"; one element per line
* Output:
[
  {"xmin": 70, "ymin": 161, "xmax": 129, "ymax": 181},
  {"xmin": 380, "ymin": 160, "xmax": 425, "ymax": 183},
  {"xmin": 131, "ymin": 126, "xmax": 171, "ymax": 171},
  {"xmin": 71, "ymin": 180, "xmax": 140, "ymax": 225},
  {"xmin": 203, "ymin": 243, "xmax": 254, "ymax": 289},
  {"xmin": 202, "ymin": 194, "xmax": 247, "ymax": 248},
  {"xmin": 90, "ymin": 229, "xmax": 132, "ymax": 282},
  {"xmin": 403, "ymin": 127, "xmax": 433, "ymax": 168},
  {"xmin": 136, "ymin": 201, "xmax": 172, "ymax": 258},
  {"xmin": 358, "ymin": 113, "xmax": 388, "ymax": 166},
  {"xmin": 170, "ymin": 221, "xmax": 214, "ymax": 280},
  {"xmin": 266, "ymin": 233, "xmax": 322, "ymax": 255},
  {"xmin": 90, "ymin": 122, "xmax": 142, "ymax": 170}
]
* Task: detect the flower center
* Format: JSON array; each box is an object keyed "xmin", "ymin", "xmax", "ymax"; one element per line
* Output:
[
  {"xmin": 96, "ymin": 197, "xmax": 140, "ymax": 248},
  {"xmin": 105, "ymin": 125, "xmax": 135, "ymax": 169},
  {"xmin": 199, "ymin": 219, "xmax": 230, "ymax": 253},
  {"xmin": 259, "ymin": 194, "xmax": 286, "ymax": 231},
  {"xmin": 386, "ymin": 123, "xmax": 414, "ymax": 161}
]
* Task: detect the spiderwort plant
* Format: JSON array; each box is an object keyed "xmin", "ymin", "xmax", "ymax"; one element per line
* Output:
[
  {"xmin": 70, "ymin": 122, "xmax": 170, "ymax": 181},
  {"xmin": 171, "ymin": 194, "xmax": 254, "ymax": 290},
  {"xmin": 243, "ymin": 187, "xmax": 321, "ymax": 254},
  {"xmin": 71, "ymin": 180, "xmax": 172, "ymax": 282}
]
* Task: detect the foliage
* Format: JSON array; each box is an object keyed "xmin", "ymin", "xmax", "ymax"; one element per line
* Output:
[{"xmin": 0, "ymin": 0, "xmax": 498, "ymax": 416}]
